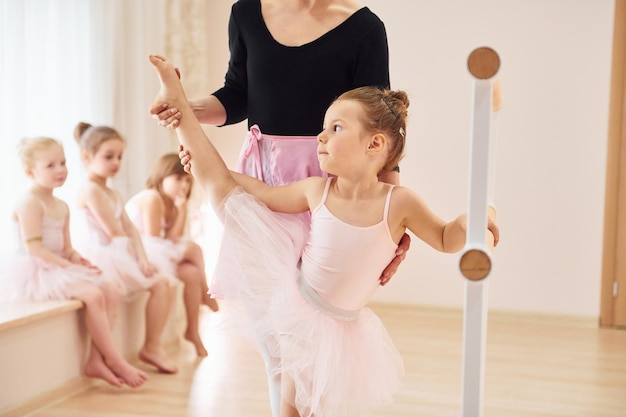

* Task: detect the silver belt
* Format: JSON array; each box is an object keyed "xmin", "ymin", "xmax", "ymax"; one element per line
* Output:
[{"xmin": 297, "ymin": 274, "xmax": 360, "ymax": 322}]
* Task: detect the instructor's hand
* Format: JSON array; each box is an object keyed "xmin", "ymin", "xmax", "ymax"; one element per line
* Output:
[{"xmin": 379, "ymin": 233, "xmax": 411, "ymax": 286}]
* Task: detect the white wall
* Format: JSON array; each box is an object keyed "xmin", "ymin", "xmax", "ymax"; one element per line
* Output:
[{"xmin": 199, "ymin": 1, "xmax": 615, "ymax": 318}]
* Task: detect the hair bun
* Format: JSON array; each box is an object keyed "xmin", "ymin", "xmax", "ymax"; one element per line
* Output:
[{"xmin": 73, "ymin": 121, "xmax": 92, "ymax": 142}]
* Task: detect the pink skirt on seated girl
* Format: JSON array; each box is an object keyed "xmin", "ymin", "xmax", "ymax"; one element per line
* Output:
[
  {"xmin": 0, "ymin": 255, "xmax": 103, "ymax": 302},
  {"xmin": 139, "ymin": 236, "xmax": 187, "ymax": 285}
]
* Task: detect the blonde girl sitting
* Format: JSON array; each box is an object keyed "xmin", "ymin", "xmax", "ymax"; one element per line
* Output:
[{"xmin": 0, "ymin": 137, "xmax": 147, "ymax": 387}]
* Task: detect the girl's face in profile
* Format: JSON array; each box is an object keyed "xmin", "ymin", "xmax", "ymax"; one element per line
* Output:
[
  {"xmin": 317, "ymin": 99, "xmax": 368, "ymax": 173},
  {"xmin": 162, "ymin": 173, "xmax": 192, "ymax": 201},
  {"xmin": 88, "ymin": 138, "xmax": 125, "ymax": 178},
  {"xmin": 29, "ymin": 144, "xmax": 68, "ymax": 189}
]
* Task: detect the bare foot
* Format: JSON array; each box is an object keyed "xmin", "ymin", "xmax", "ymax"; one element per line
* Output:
[
  {"xmin": 203, "ymin": 292, "xmax": 219, "ymax": 312},
  {"xmin": 107, "ymin": 359, "xmax": 149, "ymax": 388},
  {"xmin": 149, "ymin": 54, "xmax": 187, "ymax": 109},
  {"xmin": 84, "ymin": 356, "xmax": 124, "ymax": 387},
  {"xmin": 139, "ymin": 347, "xmax": 178, "ymax": 374},
  {"xmin": 185, "ymin": 330, "xmax": 208, "ymax": 357}
]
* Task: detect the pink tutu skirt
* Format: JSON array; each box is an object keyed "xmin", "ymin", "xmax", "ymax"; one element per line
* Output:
[
  {"xmin": 140, "ymin": 236, "xmax": 186, "ymax": 285},
  {"xmin": 79, "ymin": 236, "xmax": 161, "ymax": 297},
  {"xmin": 212, "ymin": 188, "xmax": 404, "ymax": 417},
  {"xmin": 0, "ymin": 255, "xmax": 103, "ymax": 302}
]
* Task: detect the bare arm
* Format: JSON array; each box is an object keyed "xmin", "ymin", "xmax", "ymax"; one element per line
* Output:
[
  {"xmin": 149, "ymin": 96, "xmax": 228, "ymax": 129},
  {"xmin": 15, "ymin": 196, "xmax": 72, "ymax": 267},
  {"xmin": 119, "ymin": 207, "xmax": 151, "ymax": 263},
  {"xmin": 136, "ymin": 192, "xmax": 165, "ymax": 238},
  {"xmin": 398, "ymin": 187, "xmax": 498, "ymax": 254},
  {"xmin": 80, "ymin": 184, "xmax": 127, "ymax": 239},
  {"xmin": 394, "ymin": 187, "xmax": 466, "ymax": 254},
  {"xmin": 165, "ymin": 201, "xmax": 187, "ymax": 240},
  {"xmin": 377, "ymin": 168, "xmax": 406, "ymax": 285},
  {"xmin": 189, "ymin": 96, "xmax": 227, "ymax": 126},
  {"xmin": 62, "ymin": 205, "xmax": 99, "ymax": 269},
  {"xmin": 177, "ymin": 143, "xmax": 313, "ymax": 214},
  {"xmin": 230, "ymin": 171, "xmax": 314, "ymax": 214}
]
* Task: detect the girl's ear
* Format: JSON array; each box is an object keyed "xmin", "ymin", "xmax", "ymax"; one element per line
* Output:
[
  {"xmin": 81, "ymin": 150, "xmax": 91, "ymax": 164},
  {"xmin": 367, "ymin": 133, "xmax": 387, "ymax": 153},
  {"xmin": 24, "ymin": 167, "xmax": 34, "ymax": 179}
]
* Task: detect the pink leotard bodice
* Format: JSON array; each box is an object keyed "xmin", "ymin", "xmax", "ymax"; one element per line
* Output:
[
  {"xmin": 15, "ymin": 214, "xmax": 65, "ymax": 256},
  {"xmin": 300, "ymin": 179, "xmax": 398, "ymax": 311},
  {"xmin": 125, "ymin": 189, "xmax": 167, "ymax": 236},
  {"xmin": 78, "ymin": 196, "xmax": 124, "ymax": 245}
]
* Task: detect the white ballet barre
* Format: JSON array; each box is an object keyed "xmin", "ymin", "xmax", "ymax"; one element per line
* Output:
[{"xmin": 459, "ymin": 46, "xmax": 501, "ymax": 417}]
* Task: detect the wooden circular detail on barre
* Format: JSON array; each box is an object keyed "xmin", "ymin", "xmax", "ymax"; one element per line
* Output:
[
  {"xmin": 467, "ymin": 47, "xmax": 500, "ymax": 80},
  {"xmin": 459, "ymin": 248, "xmax": 492, "ymax": 281}
]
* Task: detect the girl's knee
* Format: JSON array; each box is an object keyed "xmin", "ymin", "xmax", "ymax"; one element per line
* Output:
[
  {"xmin": 185, "ymin": 241, "xmax": 205, "ymax": 263},
  {"xmin": 76, "ymin": 287, "xmax": 105, "ymax": 307},
  {"xmin": 100, "ymin": 282, "xmax": 121, "ymax": 299},
  {"xmin": 149, "ymin": 276, "xmax": 172, "ymax": 295},
  {"xmin": 176, "ymin": 263, "xmax": 202, "ymax": 285}
]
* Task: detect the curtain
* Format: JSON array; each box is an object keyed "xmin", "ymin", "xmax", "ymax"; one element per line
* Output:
[{"xmin": 0, "ymin": 0, "xmax": 171, "ymax": 250}]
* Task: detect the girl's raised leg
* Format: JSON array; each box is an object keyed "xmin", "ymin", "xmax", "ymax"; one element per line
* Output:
[
  {"xmin": 149, "ymin": 54, "xmax": 238, "ymax": 208},
  {"xmin": 279, "ymin": 374, "xmax": 300, "ymax": 417}
]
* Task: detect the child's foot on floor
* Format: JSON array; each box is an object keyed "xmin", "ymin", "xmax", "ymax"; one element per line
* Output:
[
  {"xmin": 84, "ymin": 356, "xmax": 124, "ymax": 387},
  {"xmin": 139, "ymin": 347, "xmax": 178, "ymax": 374},
  {"xmin": 107, "ymin": 359, "xmax": 149, "ymax": 388}
]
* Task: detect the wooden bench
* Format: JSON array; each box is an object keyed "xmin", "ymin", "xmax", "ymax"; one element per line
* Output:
[{"xmin": 0, "ymin": 286, "xmax": 186, "ymax": 416}]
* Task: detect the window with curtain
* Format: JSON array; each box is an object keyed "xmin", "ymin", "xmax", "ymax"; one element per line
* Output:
[
  {"xmin": 0, "ymin": 0, "xmax": 176, "ymax": 251},
  {"xmin": 0, "ymin": 0, "xmax": 113, "ymax": 251}
]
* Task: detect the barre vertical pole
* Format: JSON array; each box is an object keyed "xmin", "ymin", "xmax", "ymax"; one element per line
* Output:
[{"xmin": 459, "ymin": 46, "xmax": 500, "ymax": 417}]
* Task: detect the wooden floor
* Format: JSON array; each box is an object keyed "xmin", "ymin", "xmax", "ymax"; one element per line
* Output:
[{"xmin": 21, "ymin": 304, "xmax": 626, "ymax": 417}]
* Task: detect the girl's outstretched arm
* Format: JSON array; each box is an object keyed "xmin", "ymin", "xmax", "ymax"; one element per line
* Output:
[
  {"xmin": 149, "ymin": 54, "xmax": 237, "ymax": 209},
  {"xmin": 177, "ymin": 145, "xmax": 312, "ymax": 214},
  {"xmin": 397, "ymin": 187, "xmax": 498, "ymax": 253}
]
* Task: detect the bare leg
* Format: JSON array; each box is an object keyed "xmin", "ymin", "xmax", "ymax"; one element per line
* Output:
[
  {"xmin": 139, "ymin": 277, "xmax": 178, "ymax": 374},
  {"xmin": 184, "ymin": 241, "xmax": 218, "ymax": 312},
  {"xmin": 176, "ymin": 261, "xmax": 208, "ymax": 357},
  {"xmin": 280, "ymin": 374, "xmax": 300, "ymax": 417},
  {"xmin": 149, "ymin": 54, "xmax": 238, "ymax": 208},
  {"xmin": 100, "ymin": 282, "xmax": 120, "ymax": 327},
  {"xmin": 261, "ymin": 347, "xmax": 284, "ymax": 417},
  {"xmin": 74, "ymin": 285, "xmax": 148, "ymax": 387},
  {"xmin": 83, "ymin": 343, "xmax": 124, "ymax": 387}
]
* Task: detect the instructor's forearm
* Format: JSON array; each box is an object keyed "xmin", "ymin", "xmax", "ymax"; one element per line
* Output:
[
  {"xmin": 171, "ymin": 96, "xmax": 236, "ymax": 207},
  {"xmin": 189, "ymin": 96, "xmax": 227, "ymax": 126}
]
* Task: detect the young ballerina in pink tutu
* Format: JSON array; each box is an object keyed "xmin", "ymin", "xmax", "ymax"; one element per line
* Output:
[
  {"xmin": 149, "ymin": 54, "xmax": 499, "ymax": 417},
  {"xmin": 73, "ymin": 122, "xmax": 177, "ymax": 374},
  {"xmin": 1, "ymin": 136, "xmax": 147, "ymax": 388},
  {"xmin": 125, "ymin": 153, "xmax": 219, "ymax": 357}
]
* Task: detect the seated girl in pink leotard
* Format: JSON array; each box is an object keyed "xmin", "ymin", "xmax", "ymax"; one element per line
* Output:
[
  {"xmin": 73, "ymin": 122, "xmax": 178, "ymax": 374},
  {"xmin": 0, "ymin": 136, "xmax": 147, "ymax": 388},
  {"xmin": 125, "ymin": 153, "xmax": 219, "ymax": 357},
  {"xmin": 149, "ymin": 54, "xmax": 499, "ymax": 417}
]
